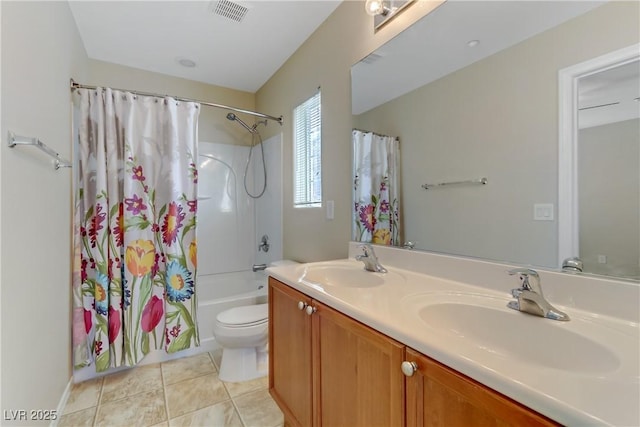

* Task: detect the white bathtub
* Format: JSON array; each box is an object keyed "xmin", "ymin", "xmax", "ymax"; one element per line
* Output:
[{"xmin": 196, "ymin": 270, "xmax": 268, "ymax": 347}]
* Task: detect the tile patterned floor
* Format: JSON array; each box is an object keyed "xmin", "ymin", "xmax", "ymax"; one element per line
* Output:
[{"xmin": 58, "ymin": 351, "xmax": 283, "ymax": 427}]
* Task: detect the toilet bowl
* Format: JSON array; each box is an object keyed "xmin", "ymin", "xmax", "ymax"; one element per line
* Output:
[
  {"xmin": 213, "ymin": 303, "xmax": 269, "ymax": 382},
  {"xmin": 213, "ymin": 260, "xmax": 298, "ymax": 382}
]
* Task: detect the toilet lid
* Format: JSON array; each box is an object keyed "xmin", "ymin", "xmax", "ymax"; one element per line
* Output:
[{"xmin": 217, "ymin": 303, "xmax": 268, "ymax": 327}]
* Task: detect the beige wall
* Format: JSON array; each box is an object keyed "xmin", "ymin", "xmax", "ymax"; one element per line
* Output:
[
  {"xmin": 354, "ymin": 2, "xmax": 639, "ymax": 268},
  {"xmin": 579, "ymin": 118, "xmax": 639, "ymax": 279},
  {"xmin": 256, "ymin": 1, "xmax": 443, "ymax": 262},
  {"xmin": 87, "ymin": 59, "xmax": 256, "ymax": 146},
  {"xmin": 1, "ymin": 1, "xmax": 88, "ymax": 422}
]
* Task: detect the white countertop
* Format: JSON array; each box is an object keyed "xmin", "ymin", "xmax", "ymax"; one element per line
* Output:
[{"xmin": 268, "ymin": 248, "xmax": 639, "ymax": 427}]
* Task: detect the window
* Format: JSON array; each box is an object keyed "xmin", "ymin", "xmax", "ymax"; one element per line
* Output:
[{"xmin": 293, "ymin": 89, "xmax": 322, "ymax": 207}]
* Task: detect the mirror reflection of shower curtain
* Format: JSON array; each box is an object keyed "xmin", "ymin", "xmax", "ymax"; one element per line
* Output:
[{"xmin": 352, "ymin": 129, "xmax": 400, "ymax": 245}]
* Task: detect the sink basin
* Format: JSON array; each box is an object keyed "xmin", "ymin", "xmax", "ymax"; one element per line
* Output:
[
  {"xmin": 404, "ymin": 293, "xmax": 620, "ymax": 374},
  {"xmin": 298, "ymin": 262, "xmax": 404, "ymax": 288}
]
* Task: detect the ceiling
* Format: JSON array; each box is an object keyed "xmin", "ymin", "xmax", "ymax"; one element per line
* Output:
[
  {"xmin": 578, "ymin": 59, "xmax": 640, "ymax": 129},
  {"xmin": 351, "ymin": 1, "xmax": 607, "ymax": 114},
  {"xmin": 68, "ymin": 0, "xmax": 342, "ymax": 93}
]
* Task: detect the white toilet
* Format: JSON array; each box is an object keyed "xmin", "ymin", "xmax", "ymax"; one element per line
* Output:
[
  {"xmin": 213, "ymin": 303, "xmax": 269, "ymax": 382},
  {"xmin": 213, "ymin": 260, "xmax": 298, "ymax": 382}
]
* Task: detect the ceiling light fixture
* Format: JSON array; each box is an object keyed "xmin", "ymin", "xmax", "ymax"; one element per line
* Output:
[
  {"xmin": 467, "ymin": 40, "xmax": 480, "ymax": 48},
  {"xmin": 177, "ymin": 58, "xmax": 197, "ymax": 68},
  {"xmin": 365, "ymin": 0, "xmax": 390, "ymax": 16},
  {"xmin": 366, "ymin": 0, "xmax": 415, "ymax": 32}
]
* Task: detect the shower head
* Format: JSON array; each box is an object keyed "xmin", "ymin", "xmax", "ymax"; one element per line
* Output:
[{"xmin": 226, "ymin": 112, "xmax": 256, "ymax": 134}]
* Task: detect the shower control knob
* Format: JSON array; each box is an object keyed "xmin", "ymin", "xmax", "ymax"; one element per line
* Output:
[
  {"xmin": 297, "ymin": 301, "xmax": 307, "ymax": 311},
  {"xmin": 401, "ymin": 361, "xmax": 418, "ymax": 377},
  {"xmin": 305, "ymin": 305, "xmax": 317, "ymax": 316}
]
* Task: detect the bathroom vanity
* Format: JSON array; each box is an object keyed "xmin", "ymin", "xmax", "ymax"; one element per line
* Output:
[
  {"xmin": 267, "ymin": 243, "xmax": 639, "ymax": 426},
  {"xmin": 269, "ymin": 277, "xmax": 557, "ymax": 426}
]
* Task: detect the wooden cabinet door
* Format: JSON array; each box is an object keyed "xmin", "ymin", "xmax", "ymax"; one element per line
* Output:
[
  {"xmin": 313, "ymin": 301, "xmax": 405, "ymax": 427},
  {"xmin": 405, "ymin": 348, "xmax": 559, "ymax": 427},
  {"xmin": 269, "ymin": 278, "xmax": 314, "ymax": 427}
]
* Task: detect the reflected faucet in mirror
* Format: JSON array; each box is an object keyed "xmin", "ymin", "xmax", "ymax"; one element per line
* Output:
[{"xmin": 562, "ymin": 257, "xmax": 584, "ymax": 273}]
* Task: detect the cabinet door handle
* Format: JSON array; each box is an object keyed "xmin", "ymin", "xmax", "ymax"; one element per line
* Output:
[
  {"xmin": 297, "ymin": 301, "xmax": 308, "ymax": 311},
  {"xmin": 401, "ymin": 361, "xmax": 418, "ymax": 377},
  {"xmin": 305, "ymin": 305, "xmax": 317, "ymax": 316}
]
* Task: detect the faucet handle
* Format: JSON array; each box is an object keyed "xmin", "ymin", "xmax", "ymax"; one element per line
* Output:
[
  {"xmin": 508, "ymin": 268, "xmax": 541, "ymax": 294},
  {"xmin": 507, "ymin": 268, "xmax": 539, "ymax": 277},
  {"xmin": 358, "ymin": 243, "xmax": 374, "ymax": 257}
]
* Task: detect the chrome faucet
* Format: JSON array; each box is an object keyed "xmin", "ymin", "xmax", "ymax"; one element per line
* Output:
[
  {"xmin": 258, "ymin": 235, "xmax": 270, "ymax": 252},
  {"xmin": 252, "ymin": 263, "xmax": 267, "ymax": 272},
  {"xmin": 355, "ymin": 244, "xmax": 387, "ymax": 273},
  {"xmin": 507, "ymin": 268, "xmax": 570, "ymax": 321}
]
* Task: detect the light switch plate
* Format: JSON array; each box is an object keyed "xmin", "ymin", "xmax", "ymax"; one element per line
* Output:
[
  {"xmin": 326, "ymin": 200, "xmax": 334, "ymax": 220},
  {"xmin": 534, "ymin": 203, "xmax": 554, "ymax": 221}
]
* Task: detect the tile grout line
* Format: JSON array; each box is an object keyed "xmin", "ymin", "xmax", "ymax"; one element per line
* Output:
[
  {"xmin": 210, "ymin": 350, "xmax": 248, "ymax": 427},
  {"xmin": 92, "ymin": 377, "xmax": 105, "ymax": 427},
  {"xmin": 73, "ymin": 352, "xmax": 277, "ymax": 427},
  {"xmin": 160, "ymin": 361, "xmax": 171, "ymax": 424},
  {"xmin": 163, "ymin": 352, "xmax": 229, "ymax": 423},
  {"xmin": 229, "ymin": 390, "xmax": 247, "ymax": 427}
]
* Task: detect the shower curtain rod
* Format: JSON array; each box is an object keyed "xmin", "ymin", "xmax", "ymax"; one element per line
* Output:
[
  {"xmin": 353, "ymin": 128, "xmax": 400, "ymax": 142},
  {"xmin": 70, "ymin": 79, "xmax": 283, "ymax": 125}
]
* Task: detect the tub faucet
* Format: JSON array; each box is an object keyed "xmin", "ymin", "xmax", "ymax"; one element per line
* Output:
[
  {"xmin": 252, "ymin": 263, "xmax": 267, "ymax": 272},
  {"xmin": 507, "ymin": 268, "xmax": 570, "ymax": 321},
  {"xmin": 355, "ymin": 244, "xmax": 387, "ymax": 273}
]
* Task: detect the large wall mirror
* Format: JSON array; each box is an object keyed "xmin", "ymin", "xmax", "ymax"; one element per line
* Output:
[{"xmin": 351, "ymin": 1, "xmax": 639, "ymax": 281}]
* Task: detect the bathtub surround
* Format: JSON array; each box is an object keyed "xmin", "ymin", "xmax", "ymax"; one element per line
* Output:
[
  {"xmin": 198, "ymin": 136, "xmax": 282, "ymax": 276},
  {"xmin": 72, "ymin": 87, "xmax": 200, "ymax": 373},
  {"xmin": 254, "ymin": 134, "xmax": 284, "ymax": 266},
  {"xmin": 198, "ymin": 141, "xmax": 257, "ymax": 275}
]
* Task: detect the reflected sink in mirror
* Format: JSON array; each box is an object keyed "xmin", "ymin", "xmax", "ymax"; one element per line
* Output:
[
  {"xmin": 298, "ymin": 261, "xmax": 405, "ymax": 288},
  {"xmin": 404, "ymin": 293, "xmax": 621, "ymax": 374}
]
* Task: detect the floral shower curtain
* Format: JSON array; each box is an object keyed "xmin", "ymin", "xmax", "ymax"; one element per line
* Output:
[
  {"xmin": 352, "ymin": 129, "xmax": 400, "ymax": 245},
  {"xmin": 72, "ymin": 87, "xmax": 200, "ymax": 371}
]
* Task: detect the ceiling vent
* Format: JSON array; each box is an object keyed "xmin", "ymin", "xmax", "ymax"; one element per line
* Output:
[
  {"xmin": 361, "ymin": 52, "xmax": 384, "ymax": 65},
  {"xmin": 210, "ymin": 0, "xmax": 249, "ymax": 23}
]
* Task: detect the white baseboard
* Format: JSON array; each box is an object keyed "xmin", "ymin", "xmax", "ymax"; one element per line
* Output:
[{"xmin": 50, "ymin": 378, "xmax": 73, "ymax": 427}]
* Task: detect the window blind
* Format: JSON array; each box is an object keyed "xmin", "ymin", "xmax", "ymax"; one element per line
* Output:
[{"xmin": 293, "ymin": 90, "xmax": 322, "ymax": 207}]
